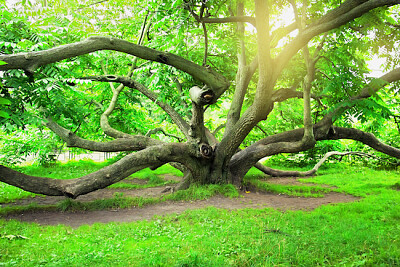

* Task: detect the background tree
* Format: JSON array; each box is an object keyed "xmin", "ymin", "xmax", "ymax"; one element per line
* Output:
[{"xmin": 0, "ymin": 0, "xmax": 400, "ymax": 198}]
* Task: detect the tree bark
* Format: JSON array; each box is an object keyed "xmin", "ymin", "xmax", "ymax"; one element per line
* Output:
[
  {"xmin": 258, "ymin": 151, "xmax": 381, "ymax": 177},
  {"xmin": 46, "ymin": 117, "xmax": 163, "ymax": 152},
  {"xmin": 0, "ymin": 37, "xmax": 230, "ymax": 99},
  {"xmin": 0, "ymin": 143, "xmax": 193, "ymax": 198}
]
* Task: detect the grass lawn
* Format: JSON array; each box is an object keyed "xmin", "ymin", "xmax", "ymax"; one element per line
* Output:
[{"xmin": 1, "ymin": 161, "xmax": 400, "ymax": 266}]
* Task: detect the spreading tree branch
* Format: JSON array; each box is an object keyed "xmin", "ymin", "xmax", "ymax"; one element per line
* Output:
[
  {"xmin": 46, "ymin": 117, "xmax": 163, "ymax": 152},
  {"xmin": 0, "ymin": 143, "xmax": 192, "ymax": 198},
  {"xmin": 257, "ymin": 151, "xmax": 386, "ymax": 177},
  {"xmin": 81, "ymin": 75, "xmax": 191, "ymax": 137},
  {"xmin": 230, "ymin": 64, "xmax": 400, "ymax": 178},
  {"xmin": 0, "ymin": 36, "xmax": 229, "ymax": 98},
  {"xmin": 224, "ymin": 1, "xmax": 259, "ymax": 136},
  {"xmin": 99, "ymin": 15, "xmax": 153, "ymax": 139},
  {"xmin": 274, "ymin": 0, "xmax": 400, "ymax": 80},
  {"xmin": 230, "ymin": 123, "xmax": 400, "ymax": 180},
  {"xmin": 146, "ymin": 127, "xmax": 184, "ymax": 142},
  {"xmin": 327, "ymin": 127, "xmax": 400, "ymax": 158}
]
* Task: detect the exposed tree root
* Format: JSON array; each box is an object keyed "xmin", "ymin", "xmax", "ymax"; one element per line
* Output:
[{"xmin": 161, "ymin": 173, "xmax": 191, "ymax": 193}]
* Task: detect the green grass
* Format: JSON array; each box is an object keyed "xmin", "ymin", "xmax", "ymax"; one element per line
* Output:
[
  {"xmin": 306, "ymin": 164, "xmax": 400, "ymax": 197},
  {"xmin": 244, "ymin": 174, "xmax": 333, "ymax": 197},
  {"xmin": 1, "ymin": 162, "xmax": 400, "ymax": 265},
  {"xmin": 108, "ymin": 172, "xmax": 179, "ymax": 190},
  {"xmin": 56, "ymin": 194, "xmax": 160, "ymax": 212}
]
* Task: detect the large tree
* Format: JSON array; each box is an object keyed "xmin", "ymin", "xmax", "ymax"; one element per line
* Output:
[{"xmin": 1, "ymin": 0, "xmax": 400, "ymax": 198}]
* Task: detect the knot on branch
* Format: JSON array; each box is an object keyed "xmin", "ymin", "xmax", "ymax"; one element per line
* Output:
[
  {"xmin": 156, "ymin": 54, "xmax": 169, "ymax": 64},
  {"xmin": 23, "ymin": 53, "xmax": 33, "ymax": 60},
  {"xmin": 105, "ymin": 75, "xmax": 118, "ymax": 81},
  {"xmin": 189, "ymin": 86, "xmax": 215, "ymax": 105},
  {"xmin": 199, "ymin": 143, "xmax": 213, "ymax": 159}
]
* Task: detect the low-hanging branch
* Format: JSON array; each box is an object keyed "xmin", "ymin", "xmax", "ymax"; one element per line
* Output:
[
  {"xmin": 257, "ymin": 151, "xmax": 384, "ymax": 177},
  {"xmin": 229, "ymin": 124, "xmax": 400, "ymax": 180},
  {"xmin": 46, "ymin": 117, "xmax": 163, "ymax": 152},
  {"xmin": 0, "ymin": 143, "xmax": 192, "ymax": 198}
]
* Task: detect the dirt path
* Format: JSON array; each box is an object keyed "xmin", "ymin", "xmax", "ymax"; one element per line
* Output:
[{"xmin": 2, "ymin": 177, "xmax": 360, "ymax": 227}]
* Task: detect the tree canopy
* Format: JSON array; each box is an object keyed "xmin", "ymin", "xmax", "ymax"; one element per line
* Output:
[{"xmin": 1, "ymin": 0, "xmax": 400, "ymax": 198}]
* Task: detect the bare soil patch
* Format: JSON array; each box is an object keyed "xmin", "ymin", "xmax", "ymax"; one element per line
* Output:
[{"xmin": 1, "ymin": 176, "xmax": 360, "ymax": 227}]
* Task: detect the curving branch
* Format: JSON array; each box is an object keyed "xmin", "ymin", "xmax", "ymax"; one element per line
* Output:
[
  {"xmin": 230, "ymin": 122, "xmax": 400, "ymax": 180},
  {"xmin": 256, "ymin": 151, "xmax": 385, "ymax": 177},
  {"xmin": 81, "ymin": 75, "xmax": 191, "ymax": 137},
  {"xmin": 224, "ymin": 1, "xmax": 258, "ymax": 136},
  {"xmin": 270, "ymin": 23, "xmax": 298, "ymax": 48},
  {"xmin": 0, "ymin": 143, "xmax": 192, "ymax": 198},
  {"xmin": 319, "ymin": 67, "xmax": 400, "ymax": 127},
  {"xmin": 274, "ymin": 0, "xmax": 400, "ymax": 80},
  {"xmin": 0, "ymin": 36, "xmax": 230, "ymax": 98},
  {"xmin": 234, "ymin": 58, "xmax": 400, "ymax": 163},
  {"xmin": 46, "ymin": 117, "xmax": 163, "ymax": 152},
  {"xmin": 212, "ymin": 123, "xmax": 226, "ymax": 136},
  {"xmin": 146, "ymin": 127, "xmax": 183, "ymax": 142},
  {"xmin": 328, "ymin": 127, "xmax": 400, "ymax": 158},
  {"xmin": 230, "ymin": 63, "xmax": 400, "ymax": 177},
  {"xmin": 98, "ymin": 13, "xmax": 153, "ymax": 139},
  {"xmin": 99, "ymin": 85, "xmax": 134, "ymax": 139}
]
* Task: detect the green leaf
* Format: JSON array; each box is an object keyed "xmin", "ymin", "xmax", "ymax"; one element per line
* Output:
[
  {"xmin": 0, "ymin": 110, "xmax": 10, "ymax": 118},
  {"xmin": 0, "ymin": 97, "xmax": 11, "ymax": 105},
  {"xmin": 0, "ymin": 60, "xmax": 7, "ymax": 66}
]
